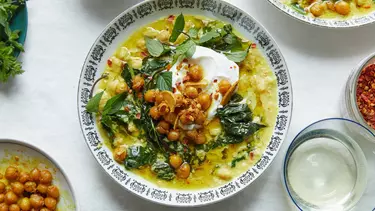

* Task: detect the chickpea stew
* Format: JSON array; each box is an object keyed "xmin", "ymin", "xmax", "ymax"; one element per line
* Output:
[
  {"xmin": 283, "ymin": 0, "xmax": 375, "ymax": 18},
  {"xmin": 86, "ymin": 14, "xmax": 278, "ymax": 189}
]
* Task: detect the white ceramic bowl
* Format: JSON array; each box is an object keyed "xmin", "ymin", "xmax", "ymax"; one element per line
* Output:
[
  {"xmin": 0, "ymin": 139, "xmax": 78, "ymax": 210},
  {"xmin": 77, "ymin": 0, "xmax": 293, "ymax": 206},
  {"xmin": 267, "ymin": 0, "xmax": 375, "ymax": 28}
]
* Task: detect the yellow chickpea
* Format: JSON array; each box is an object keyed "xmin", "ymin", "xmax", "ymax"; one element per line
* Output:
[
  {"xmin": 5, "ymin": 166, "xmax": 19, "ymax": 181},
  {"xmin": 9, "ymin": 204, "xmax": 20, "ymax": 211},
  {"xmin": 195, "ymin": 133, "xmax": 206, "ymax": 145},
  {"xmin": 11, "ymin": 182, "xmax": 24, "ymax": 195},
  {"xmin": 155, "ymin": 93, "xmax": 164, "ymax": 104},
  {"xmin": 39, "ymin": 170, "xmax": 53, "ymax": 185},
  {"xmin": 19, "ymin": 172, "xmax": 30, "ymax": 184},
  {"xmin": 24, "ymin": 182, "xmax": 37, "ymax": 193},
  {"xmin": 167, "ymin": 129, "xmax": 180, "ymax": 141},
  {"xmin": 30, "ymin": 168, "xmax": 41, "ymax": 182},
  {"xmin": 18, "ymin": 198, "xmax": 31, "ymax": 211},
  {"xmin": 132, "ymin": 75, "xmax": 145, "ymax": 92},
  {"xmin": 47, "ymin": 186, "xmax": 59, "ymax": 199},
  {"xmin": 136, "ymin": 38, "xmax": 146, "ymax": 50},
  {"xmin": 0, "ymin": 203, "xmax": 8, "ymax": 211},
  {"xmin": 310, "ymin": 3, "xmax": 324, "ymax": 17},
  {"xmin": 163, "ymin": 112, "xmax": 177, "ymax": 124},
  {"xmin": 184, "ymin": 87, "xmax": 198, "ymax": 99},
  {"xmin": 180, "ymin": 113, "xmax": 194, "ymax": 125},
  {"xmin": 176, "ymin": 163, "xmax": 191, "ymax": 179},
  {"xmin": 335, "ymin": 0, "xmax": 351, "ymax": 15},
  {"xmin": 0, "ymin": 194, "xmax": 4, "ymax": 203},
  {"xmin": 326, "ymin": 1, "xmax": 335, "ymax": 10},
  {"xmin": 187, "ymin": 65, "xmax": 203, "ymax": 82},
  {"xmin": 40, "ymin": 208, "xmax": 51, "ymax": 211},
  {"xmin": 37, "ymin": 184, "xmax": 48, "ymax": 195},
  {"xmin": 156, "ymin": 121, "xmax": 170, "ymax": 134},
  {"xmin": 156, "ymin": 30, "xmax": 170, "ymax": 43},
  {"xmin": 169, "ymin": 154, "xmax": 183, "ymax": 169},
  {"xmin": 44, "ymin": 197, "xmax": 57, "ymax": 210},
  {"xmin": 144, "ymin": 90, "xmax": 158, "ymax": 103},
  {"xmin": 29, "ymin": 194, "xmax": 44, "ymax": 209},
  {"xmin": 113, "ymin": 146, "xmax": 127, "ymax": 163},
  {"xmin": 218, "ymin": 80, "xmax": 231, "ymax": 95},
  {"xmin": 149, "ymin": 106, "xmax": 161, "ymax": 120},
  {"xmin": 198, "ymin": 93, "xmax": 211, "ymax": 111},
  {"xmin": 195, "ymin": 111, "xmax": 206, "ymax": 125},
  {"xmin": 0, "ymin": 182, "xmax": 5, "ymax": 194},
  {"xmin": 186, "ymin": 129, "xmax": 198, "ymax": 141},
  {"xmin": 157, "ymin": 102, "xmax": 170, "ymax": 116},
  {"xmin": 4, "ymin": 191, "xmax": 18, "ymax": 205},
  {"xmin": 174, "ymin": 93, "xmax": 183, "ymax": 107}
]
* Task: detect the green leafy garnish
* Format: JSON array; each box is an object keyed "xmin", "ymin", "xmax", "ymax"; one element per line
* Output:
[
  {"xmin": 0, "ymin": 43, "xmax": 23, "ymax": 82},
  {"xmin": 224, "ymin": 50, "xmax": 248, "ymax": 63},
  {"xmin": 124, "ymin": 145, "xmax": 156, "ymax": 169},
  {"xmin": 231, "ymin": 155, "xmax": 246, "ymax": 168},
  {"xmin": 156, "ymin": 71, "xmax": 172, "ymax": 91},
  {"xmin": 291, "ymin": 3, "xmax": 307, "ymax": 15},
  {"xmin": 102, "ymin": 93, "xmax": 127, "ymax": 115},
  {"xmin": 198, "ymin": 30, "xmax": 220, "ymax": 44},
  {"xmin": 141, "ymin": 58, "xmax": 169, "ymax": 74},
  {"xmin": 169, "ymin": 13, "xmax": 185, "ymax": 42},
  {"xmin": 145, "ymin": 37, "xmax": 165, "ymax": 57},
  {"xmin": 151, "ymin": 160, "xmax": 175, "ymax": 180},
  {"xmin": 176, "ymin": 38, "xmax": 196, "ymax": 58},
  {"xmin": 86, "ymin": 91, "xmax": 104, "ymax": 113},
  {"xmin": 187, "ymin": 27, "xmax": 198, "ymax": 38}
]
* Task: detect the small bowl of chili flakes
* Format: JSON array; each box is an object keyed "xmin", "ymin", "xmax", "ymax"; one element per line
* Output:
[{"xmin": 342, "ymin": 52, "xmax": 375, "ymax": 140}]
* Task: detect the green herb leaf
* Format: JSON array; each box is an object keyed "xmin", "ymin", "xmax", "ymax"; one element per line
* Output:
[
  {"xmin": 176, "ymin": 39, "xmax": 196, "ymax": 58},
  {"xmin": 102, "ymin": 93, "xmax": 127, "ymax": 115},
  {"xmin": 187, "ymin": 27, "xmax": 198, "ymax": 38},
  {"xmin": 169, "ymin": 13, "xmax": 185, "ymax": 42},
  {"xmin": 124, "ymin": 145, "xmax": 156, "ymax": 169},
  {"xmin": 151, "ymin": 160, "xmax": 175, "ymax": 180},
  {"xmin": 224, "ymin": 50, "xmax": 248, "ymax": 63},
  {"xmin": 198, "ymin": 30, "xmax": 220, "ymax": 44},
  {"xmin": 231, "ymin": 155, "xmax": 246, "ymax": 167},
  {"xmin": 0, "ymin": 42, "xmax": 24, "ymax": 83},
  {"xmin": 86, "ymin": 91, "xmax": 104, "ymax": 113},
  {"xmin": 145, "ymin": 37, "xmax": 164, "ymax": 57},
  {"xmin": 291, "ymin": 3, "xmax": 307, "ymax": 15},
  {"xmin": 121, "ymin": 64, "xmax": 135, "ymax": 88},
  {"xmin": 141, "ymin": 58, "xmax": 169, "ymax": 74},
  {"xmin": 156, "ymin": 71, "xmax": 172, "ymax": 91}
]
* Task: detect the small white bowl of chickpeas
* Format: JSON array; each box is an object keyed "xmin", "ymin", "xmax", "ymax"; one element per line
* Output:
[{"xmin": 0, "ymin": 139, "xmax": 78, "ymax": 211}]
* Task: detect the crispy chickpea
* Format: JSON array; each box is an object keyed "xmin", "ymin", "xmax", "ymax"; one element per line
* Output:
[
  {"xmin": 187, "ymin": 65, "xmax": 203, "ymax": 82},
  {"xmin": 0, "ymin": 194, "xmax": 4, "ymax": 203},
  {"xmin": 0, "ymin": 203, "xmax": 8, "ymax": 211},
  {"xmin": 44, "ymin": 198, "xmax": 57, "ymax": 210},
  {"xmin": 195, "ymin": 111, "xmax": 206, "ymax": 125},
  {"xmin": 9, "ymin": 204, "xmax": 20, "ymax": 211},
  {"xmin": 113, "ymin": 146, "xmax": 127, "ymax": 163},
  {"xmin": 163, "ymin": 112, "xmax": 177, "ymax": 124},
  {"xmin": 47, "ymin": 186, "xmax": 59, "ymax": 199},
  {"xmin": 157, "ymin": 102, "xmax": 170, "ymax": 115},
  {"xmin": 180, "ymin": 113, "xmax": 194, "ymax": 125},
  {"xmin": 11, "ymin": 182, "xmax": 24, "ymax": 195},
  {"xmin": 195, "ymin": 133, "xmax": 206, "ymax": 145},
  {"xmin": 335, "ymin": 0, "xmax": 350, "ymax": 15},
  {"xmin": 19, "ymin": 172, "xmax": 30, "ymax": 184},
  {"xmin": 24, "ymin": 182, "xmax": 37, "ymax": 193},
  {"xmin": 0, "ymin": 182, "xmax": 5, "ymax": 194},
  {"xmin": 326, "ymin": 1, "xmax": 335, "ymax": 10},
  {"xmin": 30, "ymin": 168, "xmax": 41, "ymax": 182},
  {"xmin": 310, "ymin": 3, "xmax": 324, "ymax": 17},
  {"xmin": 18, "ymin": 198, "xmax": 31, "ymax": 211},
  {"xmin": 144, "ymin": 90, "xmax": 157, "ymax": 103},
  {"xmin": 174, "ymin": 94, "xmax": 183, "ymax": 107},
  {"xmin": 185, "ymin": 130, "xmax": 198, "ymax": 140},
  {"xmin": 156, "ymin": 121, "xmax": 170, "ymax": 134},
  {"xmin": 5, "ymin": 191, "xmax": 18, "ymax": 205},
  {"xmin": 169, "ymin": 154, "xmax": 183, "ymax": 169},
  {"xmin": 198, "ymin": 93, "xmax": 211, "ymax": 111},
  {"xmin": 30, "ymin": 194, "xmax": 44, "ymax": 209},
  {"xmin": 149, "ymin": 106, "xmax": 161, "ymax": 120},
  {"xmin": 4, "ymin": 186, "xmax": 11, "ymax": 193},
  {"xmin": 40, "ymin": 208, "xmax": 51, "ymax": 211},
  {"xmin": 37, "ymin": 184, "xmax": 48, "ymax": 195},
  {"xmin": 184, "ymin": 87, "xmax": 198, "ymax": 99},
  {"xmin": 167, "ymin": 129, "xmax": 180, "ymax": 141},
  {"xmin": 218, "ymin": 80, "xmax": 231, "ymax": 95},
  {"xmin": 39, "ymin": 170, "xmax": 53, "ymax": 185},
  {"xmin": 5, "ymin": 166, "xmax": 19, "ymax": 181},
  {"xmin": 176, "ymin": 163, "xmax": 191, "ymax": 179},
  {"xmin": 132, "ymin": 74, "xmax": 145, "ymax": 92},
  {"xmin": 155, "ymin": 93, "xmax": 164, "ymax": 104}
]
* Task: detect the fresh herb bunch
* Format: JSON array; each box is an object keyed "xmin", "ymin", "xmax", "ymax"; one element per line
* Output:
[{"xmin": 0, "ymin": 0, "xmax": 25, "ymax": 82}]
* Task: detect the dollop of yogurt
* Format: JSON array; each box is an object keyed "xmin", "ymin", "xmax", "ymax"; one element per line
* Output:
[{"xmin": 170, "ymin": 46, "xmax": 239, "ymax": 121}]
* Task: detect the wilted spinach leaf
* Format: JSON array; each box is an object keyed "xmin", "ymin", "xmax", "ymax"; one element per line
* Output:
[
  {"xmin": 121, "ymin": 64, "xmax": 136, "ymax": 88},
  {"xmin": 102, "ymin": 93, "xmax": 127, "ymax": 115},
  {"xmin": 124, "ymin": 145, "xmax": 156, "ymax": 169},
  {"xmin": 151, "ymin": 160, "xmax": 175, "ymax": 180},
  {"xmin": 86, "ymin": 91, "xmax": 104, "ymax": 113},
  {"xmin": 141, "ymin": 58, "xmax": 169, "ymax": 74}
]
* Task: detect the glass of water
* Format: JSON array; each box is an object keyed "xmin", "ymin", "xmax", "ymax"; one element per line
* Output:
[{"xmin": 282, "ymin": 118, "xmax": 375, "ymax": 211}]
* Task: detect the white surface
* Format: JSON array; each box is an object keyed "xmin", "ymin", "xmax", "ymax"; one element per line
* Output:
[{"xmin": 0, "ymin": 0, "xmax": 375, "ymax": 210}]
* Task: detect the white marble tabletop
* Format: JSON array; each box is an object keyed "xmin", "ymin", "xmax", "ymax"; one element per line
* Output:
[{"xmin": 1, "ymin": 0, "xmax": 375, "ymax": 210}]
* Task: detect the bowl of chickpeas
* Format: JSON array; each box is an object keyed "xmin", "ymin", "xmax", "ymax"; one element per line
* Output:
[{"xmin": 0, "ymin": 139, "xmax": 78, "ymax": 211}]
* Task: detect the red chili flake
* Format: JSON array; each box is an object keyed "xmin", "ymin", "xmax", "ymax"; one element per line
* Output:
[
  {"xmin": 136, "ymin": 113, "xmax": 141, "ymax": 119},
  {"xmin": 141, "ymin": 51, "xmax": 148, "ymax": 58},
  {"xmin": 230, "ymin": 66, "xmax": 233, "ymax": 69},
  {"xmin": 124, "ymin": 106, "xmax": 130, "ymax": 112},
  {"xmin": 213, "ymin": 93, "xmax": 219, "ymax": 100},
  {"xmin": 249, "ymin": 152, "xmax": 254, "ymax": 160},
  {"xmin": 107, "ymin": 59, "xmax": 112, "ymax": 67},
  {"xmin": 183, "ymin": 58, "xmax": 188, "ymax": 63},
  {"xmin": 356, "ymin": 63, "xmax": 375, "ymax": 130},
  {"xmin": 233, "ymin": 66, "xmax": 237, "ymax": 69},
  {"xmin": 166, "ymin": 64, "xmax": 172, "ymax": 71},
  {"xmin": 183, "ymin": 75, "xmax": 190, "ymax": 83},
  {"xmin": 167, "ymin": 15, "xmax": 175, "ymax": 23},
  {"xmin": 213, "ymin": 79, "xmax": 218, "ymax": 83},
  {"xmin": 172, "ymin": 87, "xmax": 176, "ymax": 93},
  {"xmin": 251, "ymin": 43, "xmax": 257, "ymax": 49}
]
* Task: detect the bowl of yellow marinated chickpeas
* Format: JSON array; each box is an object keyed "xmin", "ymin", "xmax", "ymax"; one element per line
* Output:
[{"xmin": 0, "ymin": 139, "xmax": 78, "ymax": 211}]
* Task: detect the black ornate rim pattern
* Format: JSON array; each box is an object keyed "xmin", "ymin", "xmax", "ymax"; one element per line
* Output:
[
  {"xmin": 77, "ymin": 0, "xmax": 293, "ymax": 206},
  {"xmin": 268, "ymin": 0, "xmax": 375, "ymax": 28}
]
